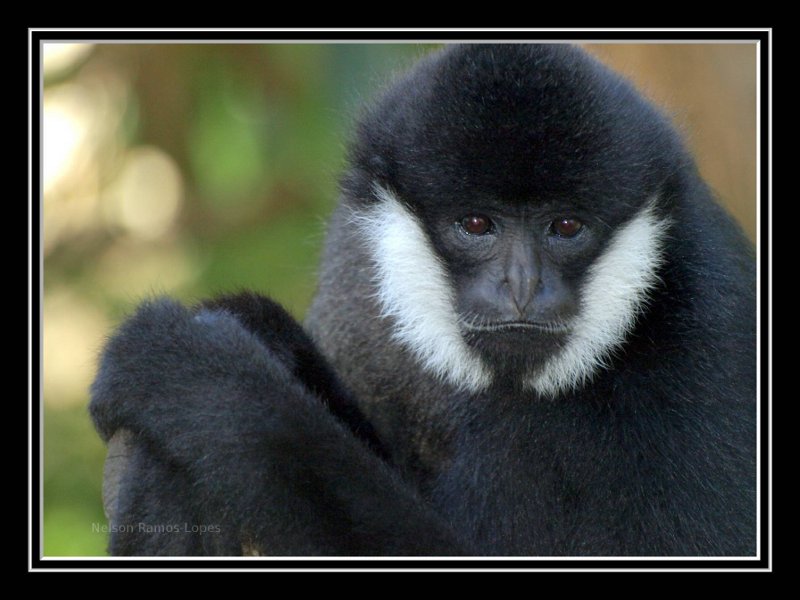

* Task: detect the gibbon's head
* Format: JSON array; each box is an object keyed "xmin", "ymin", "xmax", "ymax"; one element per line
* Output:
[{"xmin": 344, "ymin": 44, "xmax": 681, "ymax": 397}]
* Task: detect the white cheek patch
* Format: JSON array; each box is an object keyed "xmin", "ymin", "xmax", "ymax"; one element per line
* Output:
[
  {"xmin": 352, "ymin": 185, "xmax": 493, "ymax": 392},
  {"xmin": 527, "ymin": 201, "xmax": 670, "ymax": 397}
]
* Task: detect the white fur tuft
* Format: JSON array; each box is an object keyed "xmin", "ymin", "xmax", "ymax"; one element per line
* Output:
[
  {"xmin": 353, "ymin": 185, "xmax": 493, "ymax": 392},
  {"xmin": 527, "ymin": 201, "xmax": 670, "ymax": 397}
]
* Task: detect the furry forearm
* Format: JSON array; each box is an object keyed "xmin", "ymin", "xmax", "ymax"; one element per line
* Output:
[{"xmin": 90, "ymin": 298, "xmax": 466, "ymax": 555}]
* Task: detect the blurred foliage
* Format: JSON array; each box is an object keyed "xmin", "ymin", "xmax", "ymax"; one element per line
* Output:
[
  {"xmin": 42, "ymin": 43, "xmax": 434, "ymax": 556},
  {"xmin": 44, "ymin": 405, "xmax": 108, "ymax": 556},
  {"xmin": 41, "ymin": 42, "xmax": 756, "ymax": 557}
]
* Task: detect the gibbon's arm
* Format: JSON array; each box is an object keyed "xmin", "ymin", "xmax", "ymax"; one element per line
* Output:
[{"xmin": 90, "ymin": 294, "xmax": 466, "ymax": 556}]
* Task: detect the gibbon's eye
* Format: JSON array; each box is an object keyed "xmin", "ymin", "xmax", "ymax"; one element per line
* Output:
[
  {"xmin": 460, "ymin": 215, "xmax": 494, "ymax": 236},
  {"xmin": 550, "ymin": 217, "xmax": 583, "ymax": 238}
]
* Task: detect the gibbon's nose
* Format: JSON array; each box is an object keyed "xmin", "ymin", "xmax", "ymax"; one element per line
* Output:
[{"xmin": 505, "ymin": 245, "xmax": 540, "ymax": 318}]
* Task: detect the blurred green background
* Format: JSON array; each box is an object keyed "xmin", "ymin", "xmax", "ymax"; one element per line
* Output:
[{"xmin": 41, "ymin": 42, "xmax": 757, "ymax": 556}]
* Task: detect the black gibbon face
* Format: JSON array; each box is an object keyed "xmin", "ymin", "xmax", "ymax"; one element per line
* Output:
[
  {"xmin": 349, "ymin": 45, "xmax": 680, "ymax": 395},
  {"xmin": 437, "ymin": 205, "xmax": 599, "ymax": 366}
]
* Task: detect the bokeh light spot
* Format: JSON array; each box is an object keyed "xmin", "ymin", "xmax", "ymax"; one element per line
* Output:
[
  {"xmin": 43, "ymin": 87, "xmax": 89, "ymax": 195},
  {"xmin": 43, "ymin": 289, "xmax": 110, "ymax": 408},
  {"xmin": 43, "ymin": 43, "xmax": 93, "ymax": 78},
  {"xmin": 108, "ymin": 146, "xmax": 184, "ymax": 239}
]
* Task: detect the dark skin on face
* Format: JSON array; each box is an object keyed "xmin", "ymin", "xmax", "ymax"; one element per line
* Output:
[
  {"xmin": 408, "ymin": 204, "xmax": 594, "ymax": 369},
  {"xmin": 446, "ymin": 211, "xmax": 586, "ymax": 330}
]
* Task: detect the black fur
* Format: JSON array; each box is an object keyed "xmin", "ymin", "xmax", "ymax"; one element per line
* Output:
[
  {"xmin": 199, "ymin": 292, "xmax": 388, "ymax": 459},
  {"xmin": 91, "ymin": 44, "xmax": 756, "ymax": 556},
  {"xmin": 91, "ymin": 298, "xmax": 465, "ymax": 555},
  {"xmin": 311, "ymin": 44, "xmax": 756, "ymax": 556}
]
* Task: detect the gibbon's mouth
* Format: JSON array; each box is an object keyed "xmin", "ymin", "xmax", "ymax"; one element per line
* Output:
[{"xmin": 460, "ymin": 320, "xmax": 573, "ymax": 335}]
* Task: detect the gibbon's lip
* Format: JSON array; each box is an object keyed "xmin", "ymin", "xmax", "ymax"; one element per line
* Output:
[{"xmin": 460, "ymin": 320, "xmax": 573, "ymax": 334}]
